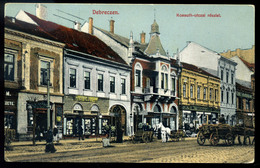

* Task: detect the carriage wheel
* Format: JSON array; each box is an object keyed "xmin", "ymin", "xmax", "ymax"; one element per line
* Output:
[
  {"xmin": 142, "ymin": 134, "xmax": 149, "ymax": 143},
  {"xmin": 243, "ymin": 136, "xmax": 251, "ymax": 145},
  {"xmin": 225, "ymin": 133, "xmax": 234, "ymax": 146},
  {"xmin": 197, "ymin": 131, "xmax": 205, "ymax": 145},
  {"xmin": 210, "ymin": 133, "xmax": 219, "ymax": 146}
]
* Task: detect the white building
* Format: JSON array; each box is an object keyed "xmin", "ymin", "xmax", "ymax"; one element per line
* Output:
[
  {"xmin": 230, "ymin": 55, "xmax": 254, "ymax": 88},
  {"xmin": 180, "ymin": 41, "xmax": 237, "ymax": 125}
]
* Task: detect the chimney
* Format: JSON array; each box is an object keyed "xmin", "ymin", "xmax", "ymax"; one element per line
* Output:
[
  {"xmin": 74, "ymin": 21, "xmax": 81, "ymax": 31},
  {"xmin": 88, "ymin": 17, "xmax": 93, "ymax": 34},
  {"xmin": 140, "ymin": 31, "xmax": 146, "ymax": 44},
  {"xmin": 36, "ymin": 3, "xmax": 47, "ymax": 20},
  {"xmin": 109, "ymin": 19, "xmax": 115, "ymax": 34}
]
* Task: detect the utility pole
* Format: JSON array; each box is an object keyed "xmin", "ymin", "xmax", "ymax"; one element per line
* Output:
[{"xmin": 47, "ymin": 62, "xmax": 50, "ymax": 129}]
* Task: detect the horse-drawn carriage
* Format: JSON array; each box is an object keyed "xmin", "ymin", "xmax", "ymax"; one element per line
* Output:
[
  {"xmin": 197, "ymin": 122, "xmax": 255, "ymax": 146},
  {"xmin": 197, "ymin": 123, "xmax": 234, "ymax": 146},
  {"xmin": 130, "ymin": 123, "xmax": 154, "ymax": 143}
]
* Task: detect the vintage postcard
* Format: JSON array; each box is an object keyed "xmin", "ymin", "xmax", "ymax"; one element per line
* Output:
[{"xmin": 4, "ymin": 3, "xmax": 255, "ymax": 163}]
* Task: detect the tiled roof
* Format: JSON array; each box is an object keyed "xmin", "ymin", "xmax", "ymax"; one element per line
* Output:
[
  {"xmin": 236, "ymin": 82, "xmax": 252, "ymax": 93},
  {"xmin": 5, "ymin": 16, "xmax": 58, "ymax": 42},
  {"xmin": 238, "ymin": 57, "xmax": 255, "ymax": 72},
  {"xmin": 171, "ymin": 59, "xmax": 219, "ymax": 79},
  {"xmin": 144, "ymin": 34, "xmax": 166, "ymax": 56},
  {"xmin": 15, "ymin": 11, "xmax": 127, "ymax": 65}
]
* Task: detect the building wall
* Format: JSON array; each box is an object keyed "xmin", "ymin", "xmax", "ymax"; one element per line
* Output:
[
  {"xmin": 81, "ymin": 22, "xmax": 129, "ymax": 64},
  {"xmin": 180, "ymin": 68, "xmax": 220, "ymax": 109},
  {"xmin": 5, "ymin": 28, "xmax": 64, "ymax": 138},
  {"xmin": 230, "ymin": 56, "xmax": 254, "ymax": 84},
  {"xmin": 63, "ymin": 52, "xmax": 132, "ymax": 135},
  {"xmin": 219, "ymin": 57, "xmax": 237, "ymax": 124}
]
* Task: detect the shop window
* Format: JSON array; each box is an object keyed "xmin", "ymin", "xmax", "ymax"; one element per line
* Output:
[
  {"xmin": 66, "ymin": 118, "xmax": 73, "ymax": 135},
  {"xmin": 70, "ymin": 68, "xmax": 76, "ymax": 88},
  {"xmin": 4, "ymin": 53, "xmax": 15, "ymax": 81}
]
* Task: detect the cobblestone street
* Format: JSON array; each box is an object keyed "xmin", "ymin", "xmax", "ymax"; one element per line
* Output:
[{"xmin": 4, "ymin": 137, "xmax": 255, "ymax": 163}]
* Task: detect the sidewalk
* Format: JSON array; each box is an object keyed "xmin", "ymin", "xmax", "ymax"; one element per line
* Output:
[{"xmin": 10, "ymin": 136, "xmax": 131, "ymax": 146}]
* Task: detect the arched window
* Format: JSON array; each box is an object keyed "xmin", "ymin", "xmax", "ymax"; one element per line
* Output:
[
  {"xmin": 154, "ymin": 104, "xmax": 161, "ymax": 112},
  {"xmin": 91, "ymin": 104, "xmax": 99, "ymax": 112},
  {"xmin": 161, "ymin": 65, "xmax": 168, "ymax": 89},
  {"xmin": 170, "ymin": 106, "xmax": 177, "ymax": 114},
  {"xmin": 135, "ymin": 63, "xmax": 143, "ymax": 88}
]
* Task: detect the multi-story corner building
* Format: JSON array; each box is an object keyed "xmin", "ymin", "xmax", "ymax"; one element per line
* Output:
[
  {"xmin": 82, "ymin": 17, "xmax": 181, "ymax": 131},
  {"xmin": 129, "ymin": 20, "xmax": 181, "ymax": 131},
  {"xmin": 180, "ymin": 41, "xmax": 237, "ymax": 125},
  {"xmin": 16, "ymin": 9, "xmax": 132, "ymax": 137},
  {"xmin": 172, "ymin": 60, "xmax": 221, "ymax": 131},
  {"xmin": 5, "ymin": 16, "xmax": 65, "ymax": 140}
]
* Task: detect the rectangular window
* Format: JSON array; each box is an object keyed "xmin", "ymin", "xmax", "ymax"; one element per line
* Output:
[
  {"xmin": 231, "ymin": 73, "xmax": 234, "ymax": 84},
  {"xmin": 221, "ymin": 90, "xmax": 224, "ymax": 102},
  {"xmin": 231, "ymin": 92, "xmax": 234, "ymax": 104},
  {"xmin": 165, "ymin": 74, "xmax": 168, "ymax": 89},
  {"xmin": 203, "ymin": 87, "xmax": 207, "ymax": 100},
  {"xmin": 84, "ymin": 71, "xmax": 90, "ymax": 89},
  {"xmin": 238, "ymin": 97, "xmax": 243, "ymax": 110},
  {"xmin": 135, "ymin": 70, "xmax": 141, "ymax": 87},
  {"xmin": 190, "ymin": 85, "xmax": 193, "ymax": 98},
  {"xmin": 226, "ymin": 71, "xmax": 229, "ymax": 83},
  {"xmin": 98, "ymin": 74, "xmax": 103, "ymax": 91},
  {"xmin": 210, "ymin": 88, "xmax": 213, "ymax": 100},
  {"xmin": 4, "ymin": 53, "xmax": 15, "ymax": 81},
  {"xmin": 40, "ymin": 61, "xmax": 50, "ymax": 85},
  {"xmin": 221, "ymin": 70, "xmax": 223, "ymax": 81},
  {"xmin": 197, "ymin": 86, "xmax": 200, "ymax": 99},
  {"xmin": 172, "ymin": 78, "xmax": 175, "ymax": 92},
  {"xmin": 226, "ymin": 91, "xmax": 229, "ymax": 104},
  {"xmin": 110, "ymin": 76, "xmax": 115, "ymax": 93},
  {"xmin": 161, "ymin": 73, "xmax": 164, "ymax": 89},
  {"xmin": 121, "ymin": 78, "xmax": 126, "ymax": 94},
  {"xmin": 215, "ymin": 89, "xmax": 218, "ymax": 101},
  {"xmin": 246, "ymin": 99, "xmax": 250, "ymax": 110},
  {"xmin": 183, "ymin": 84, "xmax": 186, "ymax": 97},
  {"xmin": 70, "ymin": 68, "xmax": 76, "ymax": 88}
]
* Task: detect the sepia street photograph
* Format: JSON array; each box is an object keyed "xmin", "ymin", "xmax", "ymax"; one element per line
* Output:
[{"xmin": 3, "ymin": 3, "xmax": 255, "ymax": 164}]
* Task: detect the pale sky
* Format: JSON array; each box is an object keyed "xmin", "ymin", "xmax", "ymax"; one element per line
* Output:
[{"xmin": 4, "ymin": 3, "xmax": 255, "ymax": 55}]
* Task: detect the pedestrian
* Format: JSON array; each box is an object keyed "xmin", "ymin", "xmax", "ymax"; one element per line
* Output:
[
  {"xmin": 78, "ymin": 125, "xmax": 84, "ymax": 140},
  {"xmin": 36, "ymin": 125, "xmax": 41, "ymax": 142},
  {"xmin": 45, "ymin": 127, "xmax": 56, "ymax": 153},
  {"xmin": 53, "ymin": 125, "xmax": 58, "ymax": 143},
  {"xmin": 219, "ymin": 114, "xmax": 226, "ymax": 124}
]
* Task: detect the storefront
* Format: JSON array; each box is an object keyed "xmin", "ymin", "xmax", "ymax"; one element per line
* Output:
[
  {"xmin": 63, "ymin": 95, "xmax": 113, "ymax": 138},
  {"xmin": 181, "ymin": 105, "xmax": 220, "ymax": 132},
  {"xmin": 4, "ymin": 89, "xmax": 18, "ymax": 131}
]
